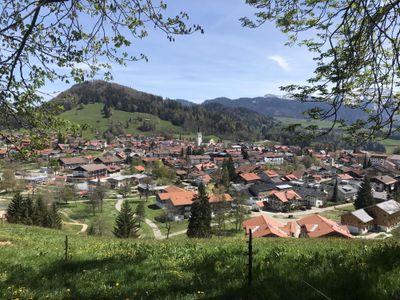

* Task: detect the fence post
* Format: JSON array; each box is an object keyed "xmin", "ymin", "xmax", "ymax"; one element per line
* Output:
[
  {"xmin": 64, "ymin": 235, "xmax": 68, "ymax": 260},
  {"xmin": 247, "ymin": 229, "xmax": 253, "ymax": 287}
]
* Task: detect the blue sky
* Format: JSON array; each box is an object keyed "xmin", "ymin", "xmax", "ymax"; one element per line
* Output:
[{"xmin": 46, "ymin": 0, "xmax": 316, "ymax": 103}]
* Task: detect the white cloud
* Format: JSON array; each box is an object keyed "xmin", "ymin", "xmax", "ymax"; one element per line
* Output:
[{"xmin": 268, "ymin": 55, "xmax": 290, "ymax": 71}]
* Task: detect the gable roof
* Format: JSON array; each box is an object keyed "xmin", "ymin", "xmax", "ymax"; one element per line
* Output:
[
  {"xmin": 372, "ymin": 175, "xmax": 397, "ymax": 185},
  {"xmin": 208, "ymin": 193, "xmax": 233, "ymax": 203},
  {"xmin": 297, "ymin": 214, "xmax": 353, "ymax": 238},
  {"xmin": 164, "ymin": 191, "xmax": 197, "ymax": 206},
  {"xmin": 351, "ymin": 209, "xmax": 374, "ymax": 223},
  {"xmin": 74, "ymin": 164, "xmax": 108, "ymax": 172},
  {"xmin": 59, "ymin": 156, "xmax": 88, "ymax": 165},
  {"xmin": 242, "ymin": 215, "xmax": 288, "ymax": 237},
  {"xmin": 376, "ymin": 200, "xmax": 400, "ymax": 215},
  {"xmin": 271, "ymin": 190, "xmax": 301, "ymax": 203},
  {"xmin": 239, "ymin": 173, "xmax": 261, "ymax": 182}
]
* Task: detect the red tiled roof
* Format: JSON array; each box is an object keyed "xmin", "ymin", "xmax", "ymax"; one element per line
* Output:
[
  {"xmin": 297, "ymin": 214, "xmax": 353, "ymax": 238},
  {"xmin": 239, "ymin": 173, "xmax": 261, "ymax": 182},
  {"xmin": 134, "ymin": 165, "xmax": 145, "ymax": 172},
  {"xmin": 271, "ymin": 190, "xmax": 301, "ymax": 203},
  {"xmin": 208, "ymin": 193, "xmax": 233, "ymax": 203}
]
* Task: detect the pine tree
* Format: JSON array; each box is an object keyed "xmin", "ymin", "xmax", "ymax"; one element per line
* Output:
[
  {"xmin": 227, "ymin": 157, "xmax": 237, "ymax": 181},
  {"xmin": 354, "ymin": 176, "xmax": 375, "ymax": 209},
  {"xmin": 6, "ymin": 192, "xmax": 24, "ymax": 223},
  {"xmin": 392, "ymin": 182, "xmax": 400, "ymax": 202},
  {"xmin": 20, "ymin": 196, "xmax": 34, "ymax": 225},
  {"xmin": 32, "ymin": 196, "xmax": 49, "ymax": 227},
  {"xmin": 50, "ymin": 202, "xmax": 62, "ymax": 229},
  {"xmin": 113, "ymin": 201, "xmax": 139, "ymax": 238},
  {"xmin": 187, "ymin": 183, "xmax": 212, "ymax": 238},
  {"xmin": 135, "ymin": 200, "xmax": 145, "ymax": 226},
  {"xmin": 221, "ymin": 163, "xmax": 230, "ymax": 191},
  {"xmin": 363, "ymin": 153, "xmax": 372, "ymax": 169},
  {"xmin": 331, "ymin": 178, "xmax": 339, "ymax": 202}
]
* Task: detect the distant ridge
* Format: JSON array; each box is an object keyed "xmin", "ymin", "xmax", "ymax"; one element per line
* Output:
[{"xmin": 202, "ymin": 96, "xmax": 367, "ymax": 122}]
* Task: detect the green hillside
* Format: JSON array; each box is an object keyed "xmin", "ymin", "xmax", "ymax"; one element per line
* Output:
[
  {"xmin": 59, "ymin": 103, "xmax": 183, "ymax": 139},
  {"xmin": 1, "ymin": 223, "xmax": 400, "ymax": 299},
  {"xmin": 51, "ymin": 80, "xmax": 282, "ymax": 141}
]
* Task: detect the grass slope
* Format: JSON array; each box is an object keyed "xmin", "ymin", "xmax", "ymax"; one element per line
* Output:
[
  {"xmin": 0, "ymin": 224, "xmax": 400, "ymax": 299},
  {"xmin": 59, "ymin": 103, "xmax": 182, "ymax": 139}
]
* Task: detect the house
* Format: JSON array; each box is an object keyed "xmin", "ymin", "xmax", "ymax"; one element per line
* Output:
[
  {"xmin": 341, "ymin": 209, "xmax": 374, "ymax": 234},
  {"xmin": 259, "ymin": 170, "xmax": 283, "ymax": 184},
  {"xmin": 364, "ymin": 200, "xmax": 400, "ymax": 232},
  {"xmin": 370, "ymin": 153, "xmax": 388, "ymax": 167},
  {"xmin": 59, "ymin": 156, "xmax": 89, "ymax": 170},
  {"xmin": 71, "ymin": 164, "xmax": 108, "ymax": 181},
  {"xmin": 94, "ymin": 155, "xmax": 123, "ymax": 166},
  {"xmin": 264, "ymin": 153, "xmax": 284, "ymax": 165},
  {"xmin": 187, "ymin": 155, "xmax": 211, "ymax": 165},
  {"xmin": 163, "ymin": 191, "xmax": 197, "ymax": 221},
  {"xmin": 156, "ymin": 187, "xmax": 192, "ymax": 208},
  {"xmin": 337, "ymin": 184, "xmax": 358, "ymax": 201},
  {"xmin": 242, "ymin": 214, "xmax": 352, "ymax": 238},
  {"xmin": 242, "ymin": 215, "xmax": 289, "ymax": 238},
  {"xmin": 297, "ymin": 214, "xmax": 353, "ymax": 238},
  {"xmin": 86, "ymin": 140, "xmax": 106, "ymax": 151},
  {"xmin": 239, "ymin": 173, "xmax": 261, "ymax": 184},
  {"xmin": 134, "ymin": 165, "xmax": 145, "ymax": 173},
  {"xmin": 107, "ymin": 175, "xmax": 137, "ymax": 189},
  {"xmin": 268, "ymin": 189, "xmax": 302, "ymax": 211},
  {"xmin": 249, "ymin": 182, "xmax": 277, "ymax": 201},
  {"xmin": 371, "ymin": 175, "xmax": 397, "ymax": 193}
]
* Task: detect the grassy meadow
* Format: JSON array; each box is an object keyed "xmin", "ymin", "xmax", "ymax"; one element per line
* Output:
[
  {"xmin": 59, "ymin": 103, "xmax": 182, "ymax": 139},
  {"xmin": 0, "ymin": 223, "xmax": 400, "ymax": 299}
]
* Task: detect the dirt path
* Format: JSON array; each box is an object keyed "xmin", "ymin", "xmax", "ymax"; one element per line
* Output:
[{"xmin": 59, "ymin": 211, "xmax": 88, "ymax": 234}]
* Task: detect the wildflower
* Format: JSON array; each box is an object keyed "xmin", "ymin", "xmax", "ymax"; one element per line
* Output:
[{"xmin": 115, "ymin": 282, "xmax": 119, "ymax": 287}]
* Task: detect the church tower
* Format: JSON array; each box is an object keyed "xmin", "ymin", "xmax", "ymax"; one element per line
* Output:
[{"xmin": 196, "ymin": 127, "xmax": 202, "ymax": 147}]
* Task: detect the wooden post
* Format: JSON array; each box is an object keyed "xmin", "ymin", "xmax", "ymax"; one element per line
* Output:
[
  {"xmin": 64, "ymin": 235, "xmax": 68, "ymax": 260},
  {"xmin": 247, "ymin": 229, "xmax": 253, "ymax": 287}
]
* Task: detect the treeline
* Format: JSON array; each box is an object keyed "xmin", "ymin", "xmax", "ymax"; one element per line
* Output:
[
  {"xmin": 50, "ymin": 80, "xmax": 281, "ymax": 141},
  {"xmin": 6, "ymin": 193, "xmax": 61, "ymax": 229}
]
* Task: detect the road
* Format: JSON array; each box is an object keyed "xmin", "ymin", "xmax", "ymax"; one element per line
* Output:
[{"xmin": 59, "ymin": 211, "xmax": 88, "ymax": 234}]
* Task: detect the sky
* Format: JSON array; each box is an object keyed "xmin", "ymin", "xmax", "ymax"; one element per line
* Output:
[{"xmin": 46, "ymin": 0, "xmax": 316, "ymax": 103}]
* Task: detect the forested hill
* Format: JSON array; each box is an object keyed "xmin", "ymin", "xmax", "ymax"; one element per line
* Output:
[
  {"xmin": 203, "ymin": 96, "xmax": 367, "ymax": 122},
  {"xmin": 50, "ymin": 80, "xmax": 281, "ymax": 141}
]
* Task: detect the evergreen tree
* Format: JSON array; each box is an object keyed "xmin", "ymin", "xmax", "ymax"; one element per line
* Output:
[
  {"xmin": 187, "ymin": 183, "xmax": 212, "ymax": 238},
  {"xmin": 221, "ymin": 163, "xmax": 230, "ymax": 191},
  {"xmin": 226, "ymin": 157, "xmax": 237, "ymax": 181},
  {"xmin": 135, "ymin": 200, "xmax": 145, "ymax": 226},
  {"xmin": 50, "ymin": 202, "xmax": 62, "ymax": 229},
  {"xmin": 331, "ymin": 178, "xmax": 339, "ymax": 202},
  {"xmin": 392, "ymin": 182, "xmax": 400, "ymax": 203},
  {"xmin": 113, "ymin": 201, "xmax": 139, "ymax": 238},
  {"xmin": 6, "ymin": 192, "xmax": 24, "ymax": 223},
  {"xmin": 363, "ymin": 153, "xmax": 371, "ymax": 169},
  {"xmin": 32, "ymin": 196, "xmax": 47, "ymax": 226},
  {"xmin": 354, "ymin": 176, "xmax": 375, "ymax": 209},
  {"xmin": 20, "ymin": 196, "xmax": 34, "ymax": 225}
]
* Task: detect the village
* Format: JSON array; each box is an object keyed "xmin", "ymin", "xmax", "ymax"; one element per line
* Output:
[{"xmin": 1, "ymin": 129, "xmax": 400, "ymax": 240}]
